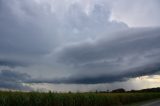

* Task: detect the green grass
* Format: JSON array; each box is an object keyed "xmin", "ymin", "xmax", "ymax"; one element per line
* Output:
[{"xmin": 0, "ymin": 91, "xmax": 160, "ymax": 106}]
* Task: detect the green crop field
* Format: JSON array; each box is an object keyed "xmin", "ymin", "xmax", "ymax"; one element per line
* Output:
[{"xmin": 0, "ymin": 91, "xmax": 160, "ymax": 106}]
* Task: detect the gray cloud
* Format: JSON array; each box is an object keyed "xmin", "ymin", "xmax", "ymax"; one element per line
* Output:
[
  {"xmin": 0, "ymin": 59, "xmax": 30, "ymax": 67},
  {"xmin": 0, "ymin": 0, "xmax": 127, "ymax": 66},
  {"xmin": 50, "ymin": 28, "xmax": 160, "ymax": 83},
  {"xmin": 57, "ymin": 28, "xmax": 160, "ymax": 65},
  {"xmin": 0, "ymin": 0, "xmax": 160, "ymax": 90},
  {"xmin": 27, "ymin": 62, "xmax": 160, "ymax": 84},
  {"xmin": 0, "ymin": 70, "xmax": 31, "ymax": 90},
  {"xmin": 24, "ymin": 28, "xmax": 160, "ymax": 84},
  {"xmin": 0, "ymin": 0, "xmax": 127, "ymax": 54}
]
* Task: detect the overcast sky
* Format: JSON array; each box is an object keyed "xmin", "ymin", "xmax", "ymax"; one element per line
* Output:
[{"xmin": 0, "ymin": 0, "xmax": 160, "ymax": 91}]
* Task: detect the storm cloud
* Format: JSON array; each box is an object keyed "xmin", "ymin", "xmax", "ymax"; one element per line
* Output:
[
  {"xmin": 0, "ymin": 0, "xmax": 160, "ymax": 90},
  {"xmin": 0, "ymin": 70, "xmax": 31, "ymax": 90},
  {"xmin": 30, "ymin": 28, "xmax": 160, "ymax": 84}
]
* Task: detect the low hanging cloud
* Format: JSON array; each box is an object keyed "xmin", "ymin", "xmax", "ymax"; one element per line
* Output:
[
  {"xmin": 0, "ymin": 70, "xmax": 31, "ymax": 90},
  {"xmin": 28, "ymin": 28, "xmax": 160, "ymax": 84}
]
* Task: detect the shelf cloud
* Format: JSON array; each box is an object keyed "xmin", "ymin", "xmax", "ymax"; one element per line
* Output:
[{"xmin": 0, "ymin": 0, "xmax": 160, "ymax": 91}]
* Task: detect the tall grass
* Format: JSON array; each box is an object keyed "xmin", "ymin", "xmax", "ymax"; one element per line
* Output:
[{"xmin": 0, "ymin": 91, "xmax": 160, "ymax": 106}]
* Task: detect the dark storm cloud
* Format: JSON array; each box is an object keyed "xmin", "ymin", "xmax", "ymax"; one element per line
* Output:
[
  {"xmin": 27, "ymin": 62, "xmax": 160, "ymax": 84},
  {"xmin": 24, "ymin": 28, "xmax": 160, "ymax": 84},
  {"xmin": 0, "ymin": 60, "xmax": 28, "ymax": 67},
  {"xmin": 0, "ymin": 70, "xmax": 31, "ymax": 90},
  {"xmin": 57, "ymin": 28, "xmax": 160, "ymax": 64},
  {"xmin": 49, "ymin": 28, "xmax": 160, "ymax": 84},
  {"xmin": 0, "ymin": 0, "xmax": 160, "ymax": 90}
]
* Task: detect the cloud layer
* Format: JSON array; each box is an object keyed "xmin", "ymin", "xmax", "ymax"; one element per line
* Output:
[
  {"xmin": 0, "ymin": 0, "xmax": 160, "ymax": 90},
  {"xmin": 29, "ymin": 28, "xmax": 160, "ymax": 84},
  {"xmin": 0, "ymin": 70, "xmax": 31, "ymax": 90}
]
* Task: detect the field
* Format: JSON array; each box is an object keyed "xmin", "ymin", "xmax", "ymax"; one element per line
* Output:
[{"xmin": 0, "ymin": 91, "xmax": 160, "ymax": 106}]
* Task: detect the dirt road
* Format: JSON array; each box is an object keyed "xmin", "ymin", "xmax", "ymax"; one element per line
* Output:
[{"xmin": 141, "ymin": 100, "xmax": 160, "ymax": 106}]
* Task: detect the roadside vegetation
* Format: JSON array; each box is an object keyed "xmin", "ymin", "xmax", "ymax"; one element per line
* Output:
[{"xmin": 0, "ymin": 88, "xmax": 160, "ymax": 106}]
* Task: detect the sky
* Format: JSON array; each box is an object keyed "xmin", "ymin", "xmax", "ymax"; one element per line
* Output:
[{"xmin": 0, "ymin": 0, "xmax": 160, "ymax": 92}]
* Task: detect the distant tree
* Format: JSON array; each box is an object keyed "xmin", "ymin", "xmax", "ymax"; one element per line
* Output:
[
  {"xmin": 111, "ymin": 88, "xmax": 125, "ymax": 93},
  {"xmin": 129, "ymin": 90, "xmax": 136, "ymax": 93},
  {"xmin": 106, "ymin": 90, "xmax": 109, "ymax": 93},
  {"xmin": 68, "ymin": 91, "xmax": 72, "ymax": 94},
  {"xmin": 139, "ymin": 87, "xmax": 160, "ymax": 92}
]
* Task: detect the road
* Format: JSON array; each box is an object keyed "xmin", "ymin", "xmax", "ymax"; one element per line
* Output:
[{"xmin": 141, "ymin": 99, "xmax": 160, "ymax": 106}]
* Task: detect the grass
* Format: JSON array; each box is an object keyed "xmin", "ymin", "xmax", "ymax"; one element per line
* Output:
[{"xmin": 0, "ymin": 91, "xmax": 160, "ymax": 106}]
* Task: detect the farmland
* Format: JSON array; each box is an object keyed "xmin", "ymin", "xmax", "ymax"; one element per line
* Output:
[{"xmin": 0, "ymin": 91, "xmax": 160, "ymax": 106}]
